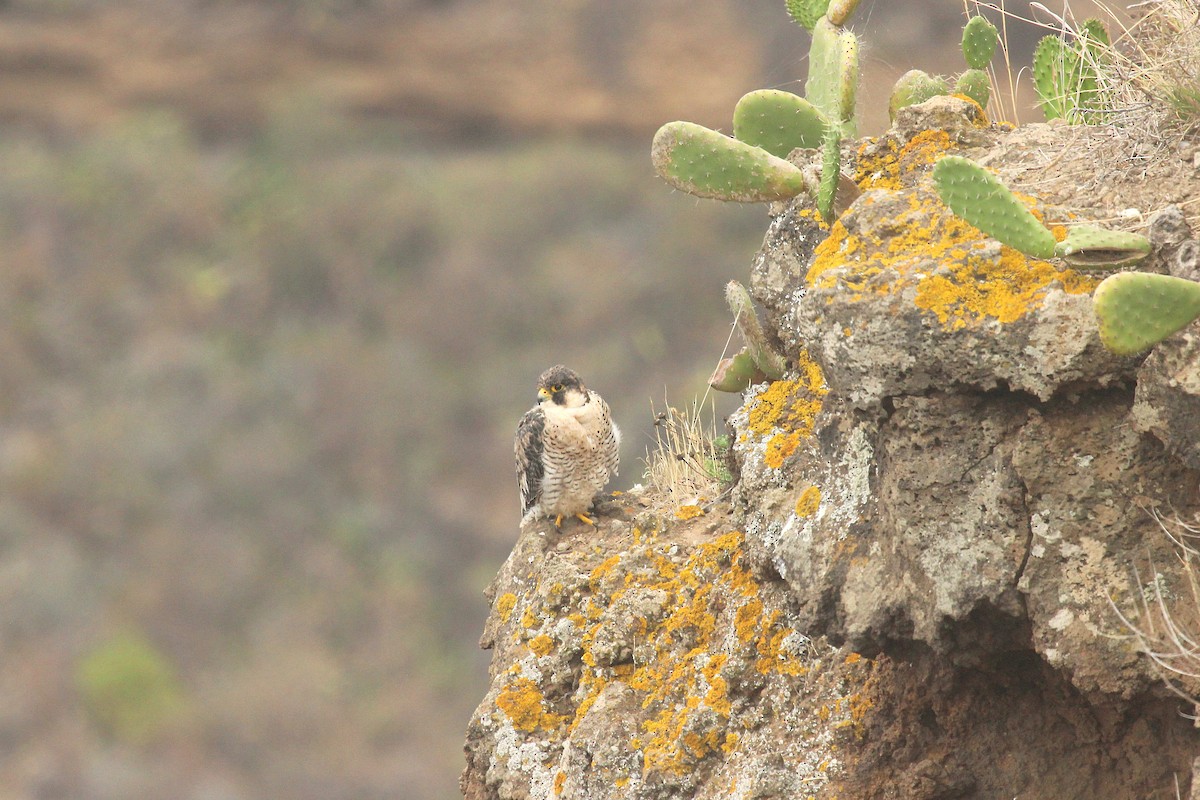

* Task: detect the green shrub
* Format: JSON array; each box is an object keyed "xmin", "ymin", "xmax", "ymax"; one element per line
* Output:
[{"xmin": 76, "ymin": 630, "xmax": 187, "ymax": 745}]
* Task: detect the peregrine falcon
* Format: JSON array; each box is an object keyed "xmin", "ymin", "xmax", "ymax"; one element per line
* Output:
[{"xmin": 515, "ymin": 365, "xmax": 620, "ymax": 527}]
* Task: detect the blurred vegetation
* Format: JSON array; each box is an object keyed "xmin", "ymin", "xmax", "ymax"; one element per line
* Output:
[
  {"xmin": 0, "ymin": 96, "xmax": 764, "ymax": 799},
  {"xmin": 76, "ymin": 629, "xmax": 187, "ymax": 745}
]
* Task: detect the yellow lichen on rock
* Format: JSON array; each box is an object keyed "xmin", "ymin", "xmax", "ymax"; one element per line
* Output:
[
  {"xmin": 744, "ymin": 352, "xmax": 828, "ymax": 469},
  {"xmin": 795, "ymin": 485, "xmax": 822, "ymax": 518},
  {"xmin": 496, "ymin": 676, "xmax": 566, "ymax": 733},
  {"xmin": 856, "ymin": 130, "xmax": 955, "ymax": 192},
  {"xmin": 808, "ymin": 145, "xmax": 1097, "ymax": 330},
  {"xmin": 496, "ymin": 592, "xmax": 518, "ymax": 623},
  {"xmin": 675, "ymin": 504, "xmax": 704, "ymax": 520},
  {"xmin": 528, "ymin": 634, "xmax": 555, "ymax": 657},
  {"xmin": 566, "ymin": 531, "xmax": 816, "ymax": 775}
]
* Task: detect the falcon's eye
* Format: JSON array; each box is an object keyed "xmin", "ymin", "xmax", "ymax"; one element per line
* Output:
[{"xmin": 550, "ymin": 384, "xmax": 563, "ymax": 392}]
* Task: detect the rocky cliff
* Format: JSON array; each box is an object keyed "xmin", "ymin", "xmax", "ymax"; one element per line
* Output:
[{"xmin": 461, "ymin": 98, "xmax": 1200, "ymax": 799}]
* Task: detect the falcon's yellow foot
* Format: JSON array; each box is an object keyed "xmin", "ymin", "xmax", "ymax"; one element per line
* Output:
[
  {"xmin": 554, "ymin": 514, "xmax": 564, "ymax": 528},
  {"xmin": 575, "ymin": 512, "xmax": 595, "ymax": 526}
]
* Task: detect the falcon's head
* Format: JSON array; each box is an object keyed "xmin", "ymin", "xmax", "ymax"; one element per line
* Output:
[{"xmin": 536, "ymin": 365, "xmax": 588, "ymax": 408}]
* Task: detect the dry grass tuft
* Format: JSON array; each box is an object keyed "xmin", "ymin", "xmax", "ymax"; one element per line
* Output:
[
  {"xmin": 1110, "ymin": 507, "xmax": 1200, "ymax": 711},
  {"xmin": 643, "ymin": 398, "xmax": 733, "ymax": 513}
]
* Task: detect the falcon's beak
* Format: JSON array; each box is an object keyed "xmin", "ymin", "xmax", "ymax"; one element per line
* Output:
[{"xmin": 537, "ymin": 387, "xmax": 551, "ymax": 401}]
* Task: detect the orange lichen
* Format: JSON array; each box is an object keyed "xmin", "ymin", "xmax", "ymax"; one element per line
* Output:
[
  {"xmin": 745, "ymin": 353, "xmax": 829, "ymax": 469},
  {"xmin": 764, "ymin": 433, "xmax": 801, "ymax": 469},
  {"xmin": 797, "ymin": 206, "xmax": 832, "ymax": 231},
  {"xmin": 553, "ymin": 771, "xmax": 566, "ymax": 795},
  {"xmin": 675, "ymin": 504, "xmax": 705, "ymax": 520},
  {"xmin": 755, "ymin": 613, "xmax": 807, "ymax": 676},
  {"xmin": 590, "ymin": 554, "xmax": 621, "ymax": 585},
  {"xmin": 497, "ymin": 593, "xmax": 517, "ymax": 623},
  {"xmin": 497, "ymin": 677, "xmax": 565, "ymax": 733},
  {"xmin": 807, "ymin": 179, "xmax": 1097, "ymax": 330},
  {"xmin": 563, "ymin": 531, "xmax": 812, "ymax": 776},
  {"xmin": 734, "ymin": 597, "xmax": 765, "ymax": 644},
  {"xmin": 795, "ymin": 485, "xmax": 822, "ymax": 518},
  {"xmin": 856, "ymin": 130, "xmax": 955, "ymax": 192},
  {"xmin": 528, "ymin": 634, "xmax": 555, "ymax": 657}
]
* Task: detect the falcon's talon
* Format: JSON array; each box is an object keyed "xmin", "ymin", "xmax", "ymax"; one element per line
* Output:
[
  {"xmin": 575, "ymin": 512, "xmax": 595, "ymax": 526},
  {"xmin": 554, "ymin": 514, "xmax": 564, "ymax": 528}
]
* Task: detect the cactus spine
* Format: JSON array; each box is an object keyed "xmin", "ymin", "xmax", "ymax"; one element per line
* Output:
[
  {"xmin": 1055, "ymin": 225, "xmax": 1151, "ymax": 268},
  {"xmin": 817, "ymin": 122, "xmax": 841, "ymax": 224},
  {"xmin": 1093, "ymin": 272, "xmax": 1200, "ymax": 355},
  {"xmin": 806, "ymin": 16, "xmax": 859, "ymax": 139},
  {"xmin": 651, "ymin": 0, "xmax": 860, "ymax": 222},
  {"xmin": 955, "ymin": 69, "xmax": 991, "ymax": 110},
  {"xmin": 889, "ymin": 70, "xmax": 950, "ymax": 121}
]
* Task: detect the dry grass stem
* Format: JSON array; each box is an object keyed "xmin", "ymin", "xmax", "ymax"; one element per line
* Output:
[
  {"xmin": 643, "ymin": 398, "xmax": 732, "ymax": 513},
  {"xmin": 1110, "ymin": 508, "xmax": 1200, "ymax": 710}
]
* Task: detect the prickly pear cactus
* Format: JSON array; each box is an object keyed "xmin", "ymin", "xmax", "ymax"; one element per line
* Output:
[
  {"xmin": 1093, "ymin": 272, "xmax": 1200, "ymax": 355},
  {"xmin": 709, "ymin": 348, "xmax": 766, "ymax": 392},
  {"xmin": 955, "ymin": 69, "xmax": 991, "ymax": 110},
  {"xmin": 825, "ymin": 0, "xmax": 861, "ymax": 27},
  {"xmin": 932, "ymin": 155, "xmax": 1058, "ymax": 260},
  {"xmin": 784, "ymin": 0, "xmax": 830, "ymax": 31},
  {"xmin": 960, "ymin": 16, "xmax": 999, "ymax": 71},
  {"xmin": 816, "ymin": 122, "xmax": 841, "ymax": 224},
  {"xmin": 733, "ymin": 89, "xmax": 828, "ymax": 159},
  {"xmin": 1033, "ymin": 19, "xmax": 1110, "ymax": 124},
  {"xmin": 805, "ymin": 17, "xmax": 859, "ymax": 137},
  {"xmin": 651, "ymin": 121, "xmax": 812, "ymax": 203},
  {"xmin": 1056, "ymin": 225, "xmax": 1151, "ymax": 268},
  {"xmin": 725, "ymin": 280, "xmax": 787, "ymax": 379},
  {"xmin": 889, "ymin": 70, "xmax": 950, "ymax": 121}
]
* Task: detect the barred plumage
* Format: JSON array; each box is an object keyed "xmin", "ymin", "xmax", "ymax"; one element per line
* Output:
[{"xmin": 515, "ymin": 365, "xmax": 620, "ymax": 526}]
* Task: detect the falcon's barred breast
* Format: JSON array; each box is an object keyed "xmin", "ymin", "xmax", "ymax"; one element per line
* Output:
[{"xmin": 515, "ymin": 365, "xmax": 620, "ymax": 526}]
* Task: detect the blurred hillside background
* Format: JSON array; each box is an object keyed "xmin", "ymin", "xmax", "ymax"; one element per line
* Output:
[{"xmin": 0, "ymin": 1, "xmax": 1104, "ymax": 798}]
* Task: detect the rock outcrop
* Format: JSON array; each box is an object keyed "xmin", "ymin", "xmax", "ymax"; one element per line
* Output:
[{"xmin": 463, "ymin": 98, "xmax": 1200, "ymax": 798}]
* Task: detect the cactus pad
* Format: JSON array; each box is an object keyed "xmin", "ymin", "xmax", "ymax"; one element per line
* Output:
[
  {"xmin": 955, "ymin": 69, "xmax": 991, "ymax": 111},
  {"xmin": 889, "ymin": 70, "xmax": 949, "ymax": 121},
  {"xmin": 961, "ymin": 16, "xmax": 999, "ymax": 70},
  {"xmin": 726, "ymin": 280, "xmax": 787, "ymax": 378},
  {"xmin": 1093, "ymin": 272, "xmax": 1200, "ymax": 355},
  {"xmin": 1032, "ymin": 20, "xmax": 1110, "ymax": 123},
  {"xmin": 709, "ymin": 349, "xmax": 765, "ymax": 392},
  {"xmin": 806, "ymin": 17, "xmax": 859, "ymax": 135},
  {"xmin": 825, "ymin": 0, "xmax": 862, "ymax": 26},
  {"xmin": 1055, "ymin": 225, "xmax": 1152, "ymax": 268},
  {"xmin": 816, "ymin": 122, "xmax": 841, "ymax": 224},
  {"xmin": 932, "ymin": 156, "xmax": 1058, "ymax": 259},
  {"xmin": 733, "ymin": 90, "xmax": 829, "ymax": 158},
  {"xmin": 651, "ymin": 121, "xmax": 811, "ymax": 203},
  {"xmin": 785, "ymin": 0, "xmax": 831, "ymax": 31}
]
